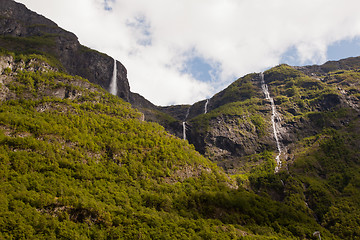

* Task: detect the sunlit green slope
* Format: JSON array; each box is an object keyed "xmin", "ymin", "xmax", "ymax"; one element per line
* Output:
[
  {"xmin": 0, "ymin": 51, "xmax": 340, "ymax": 239},
  {"xmin": 187, "ymin": 63, "xmax": 360, "ymax": 239}
]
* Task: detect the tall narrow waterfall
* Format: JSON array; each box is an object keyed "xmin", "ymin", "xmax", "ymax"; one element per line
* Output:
[
  {"xmin": 204, "ymin": 99, "xmax": 209, "ymax": 114},
  {"xmin": 110, "ymin": 58, "xmax": 117, "ymax": 95},
  {"xmin": 182, "ymin": 107, "xmax": 190, "ymax": 140},
  {"xmin": 182, "ymin": 122, "xmax": 187, "ymax": 140},
  {"xmin": 260, "ymin": 72, "xmax": 282, "ymax": 172}
]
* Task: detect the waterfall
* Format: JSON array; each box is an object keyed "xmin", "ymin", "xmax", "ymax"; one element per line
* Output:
[
  {"xmin": 185, "ymin": 107, "xmax": 190, "ymax": 119},
  {"xmin": 260, "ymin": 72, "xmax": 282, "ymax": 172},
  {"xmin": 182, "ymin": 122, "xmax": 187, "ymax": 140},
  {"xmin": 110, "ymin": 58, "xmax": 117, "ymax": 95},
  {"xmin": 183, "ymin": 107, "xmax": 190, "ymax": 140},
  {"xmin": 204, "ymin": 99, "xmax": 209, "ymax": 114}
]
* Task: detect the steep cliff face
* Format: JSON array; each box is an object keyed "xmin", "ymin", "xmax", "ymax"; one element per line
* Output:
[
  {"xmin": 0, "ymin": 0, "xmax": 203, "ymax": 131},
  {"xmin": 156, "ymin": 61, "xmax": 360, "ymax": 175},
  {"xmin": 186, "ymin": 73, "xmax": 277, "ymax": 173},
  {"xmin": 0, "ymin": 0, "xmax": 130, "ymax": 101}
]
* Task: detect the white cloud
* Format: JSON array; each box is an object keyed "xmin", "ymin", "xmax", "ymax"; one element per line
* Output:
[{"xmin": 16, "ymin": 0, "xmax": 360, "ymax": 105}]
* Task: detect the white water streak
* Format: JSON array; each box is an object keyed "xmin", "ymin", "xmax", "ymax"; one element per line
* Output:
[
  {"xmin": 110, "ymin": 58, "xmax": 117, "ymax": 95},
  {"xmin": 185, "ymin": 107, "xmax": 190, "ymax": 120},
  {"xmin": 204, "ymin": 99, "xmax": 209, "ymax": 114},
  {"xmin": 260, "ymin": 72, "xmax": 282, "ymax": 172},
  {"xmin": 183, "ymin": 107, "xmax": 190, "ymax": 140},
  {"xmin": 182, "ymin": 122, "xmax": 187, "ymax": 140}
]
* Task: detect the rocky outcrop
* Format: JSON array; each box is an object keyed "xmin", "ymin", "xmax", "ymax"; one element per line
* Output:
[
  {"xmin": 0, "ymin": 55, "xmax": 57, "ymax": 73},
  {"xmin": 0, "ymin": 0, "xmax": 130, "ymax": 101},
  {"xmin": 160, "ymin": 105, "xmax": 191, "ymax": 121},
  {"xmin": 157, "ymin": 66, "xmax": 360, "ymax": 173},
  {"xmin": 129, "ymin": 92, "xmax": 158, "ymax": 110},
  {"xmin": 0, "ymin": 55, "xmax": 102, "ymax": 103},
  {"xmin": 295, "ymin": 56, "xmax": 360, "ymax": 76},
  {"xmin": 187, "ymin": 113, "xmax": 275, "ymax": 173}
]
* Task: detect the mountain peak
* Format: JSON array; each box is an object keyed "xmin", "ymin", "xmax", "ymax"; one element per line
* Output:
[{"xmin": 0, "ymin": 0, "xmax": 132, "ymax": 102}]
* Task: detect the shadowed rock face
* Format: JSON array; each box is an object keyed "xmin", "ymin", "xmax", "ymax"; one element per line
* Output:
[
  {"xmin": 155, "ymin": 67, "xmax": 360, "ymax": 173},
  {"xmin": 0, "ymin": 0, "xmax": 130, "ymax": 101}
]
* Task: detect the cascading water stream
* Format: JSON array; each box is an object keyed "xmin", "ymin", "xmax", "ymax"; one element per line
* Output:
[
  {"xmin": 182, "ymin": 122, "xmax": 187, "ymax": 140},
  {"xmin": 260, "ymin": 72, "xmax": 282, "ymax": 172},
  {"xmin": 182, "ymin": 107, "xmax": 190, "ymax": 140},
  {"xmin": 110, "ymin": 58, "xmax": 117, "ymax": 95},
  {"xmin": 204, "ymin": 99, "xmax": 209, "ymax": 114}
]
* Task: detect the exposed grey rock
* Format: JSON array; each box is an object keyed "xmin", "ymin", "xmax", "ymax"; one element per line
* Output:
[{"xmin": 0, "ymin": 0, "xmax": 130, "ymax": 101}]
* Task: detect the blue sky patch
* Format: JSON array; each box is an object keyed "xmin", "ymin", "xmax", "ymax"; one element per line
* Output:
[
  {"xmin": 280, "ymin": 38, "xmax": 360, "ymax": 67},
  {"xmin": 280, "ymin": 46, "xmax": 300, "ymax": 66},
  {"xmin": 182, "ymin": 56, "xmax": 217, "ymax": 83},
  {"xmin": 327, "ymin": 37, "xmax": 360, "ymax": 61}
]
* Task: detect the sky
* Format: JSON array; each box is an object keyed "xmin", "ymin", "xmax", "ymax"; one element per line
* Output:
[{"xmin": 16, "ymin": 0, "xmax": 360, "ymax": 106}]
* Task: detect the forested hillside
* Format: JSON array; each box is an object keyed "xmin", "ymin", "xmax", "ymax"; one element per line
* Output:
[
  {"xmin": 0, "ymin": 50, "xmax": 343, "ymax": 239},
  {"xmin": 1, "ymin": 0, "xmax": 360, "ymax": 239},
  {"xmin": 187, "ymin": 64, "xmax": 360, "ymax": 239}
]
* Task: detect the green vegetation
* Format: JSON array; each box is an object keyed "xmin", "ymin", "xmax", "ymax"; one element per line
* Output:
[
  {"xmin": 4, "ymin": 4, "xmax": 359, "ymax": 238},
  {"xmin": 0, "ymin": 48, "xmax": 63, "ymax": 72},
  {"xmin": 0, "ymin": 35, "xmax": 64, "ymax": 70},
  {"xmin": 80, "ymin": 46, "xmax": 108, "ymax": 58},
  {"xmin": 190, "ymin": 98, "xmax": 263, "ymax": 134},
  {"xmin": 250, "ymin": 114, "xmax": 266, "ymax": 137},
  {"xmin": 259, "ymin": 66, "xmax": 360, "ymax": 239},
  {"xmin": 288, "ymin": 127, "xmax": 360, "ymax": 239},
  {"xmin": 264, "ymin": 64, "xmax": 301, "ymax": 85},
  {"xmin": 184, "ymin": 61, "xmax": 360, "ymax": 239},
  {"xmin": 1, "ymin": 29, "xmax": 360, "ymax": 238},
  {"xmin": 0, "ymin": 53, "xmax": 340, "ymax": 239},
  {"xmin": 212, "ymin": 73, "xmax": 261, "ymax": 106}
]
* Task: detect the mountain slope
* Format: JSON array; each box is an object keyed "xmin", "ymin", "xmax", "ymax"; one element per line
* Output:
[
  {"xmin": 167, "ymin": 63, "xmax": 360, "ymax": 239},
  {"xmin": 161, "ymin": 62, "xmax": 360, "ymax": 174},
  {"xmin": 0, "ymin": 0, "xmax": 131, "ymax": 101},
  {"xmin": 0, "ymin": 52, "xmax": 234, "ymax": 239},
  {"xmin": 1, "ymin": 51, "xmax": 341, "ymax": 239},
  {"xmin": 1, "ymin": 0, "xmax": 360, "ymax": 239}
]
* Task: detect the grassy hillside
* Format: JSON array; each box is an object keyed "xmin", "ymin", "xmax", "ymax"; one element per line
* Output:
[
  {"xmin": 265, "ymin": 65, "xmax": 360, "ymax": 239},
  {"xmin": 0, "ymin": 51, "xmax": 343, "ymax": 239},
  {"xmin": 187, "ymin": 63, "xmax": 360, "ymax": 239}
]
